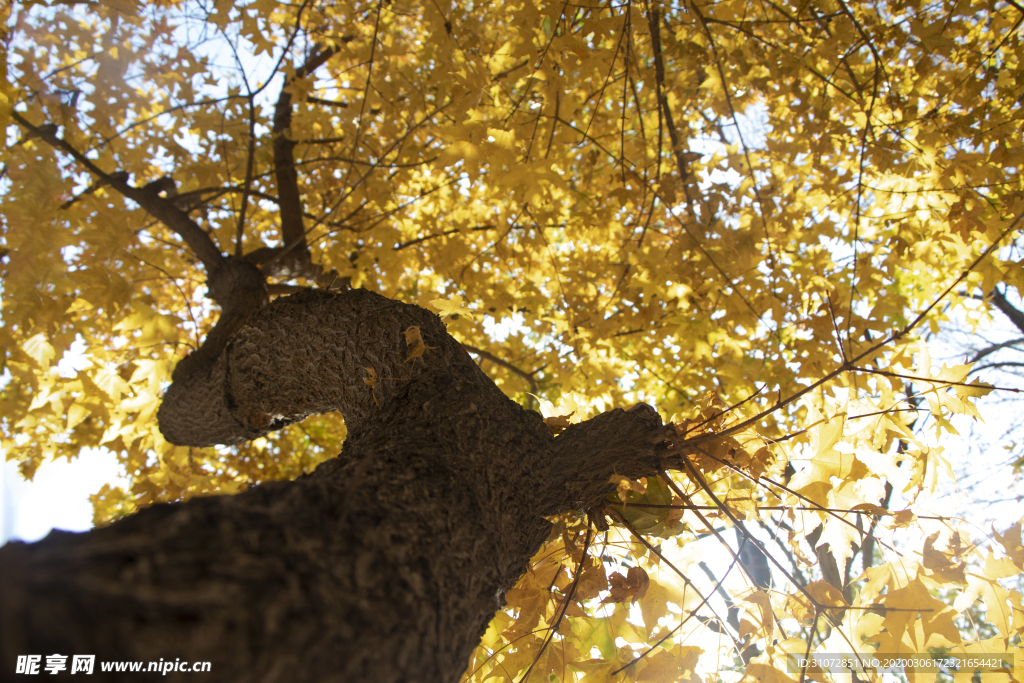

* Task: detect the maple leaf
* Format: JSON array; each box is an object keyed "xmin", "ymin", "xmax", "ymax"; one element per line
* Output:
[
  {"xmin": 993, "ymin": 518, "xmax": 1024, "ymax": 568},
  {"xmin": 739, "ymin": 663, "xmax": 798, "ymax": 683},
  {"xmin": 403, "ymin": 325, "xmax": 435, "ymax": 362},
  {"xmin": 602, "ymin": 566, "xmax": 649, "ymax": 604},
  {"xmin": 573, "ymin": 556, "xmax": 608, "ymax": 602},
  {"xmin": 637, "ymin": 648, "xmax": 703, "ymax": 683},
  {"xmin": 609, "ymin": 474, "xmax": 647, "ymax": 505},
  {"xmin": 871, "ymin": 578, "xmax": 962, "ymax": 652},
  {"xmin": 363, "ymin": 367, "xmax": 379, "ymax": 407},
  {"xmin": 530, "ymin": 391, "xmax": 580, "ymax": 435},
  {"xmin": 428, "ymin": 294, "xmax": 473, "ymax": 320},
  {"xmin": 954, "ymin": 571, "xmax": 1014, "ymax": 640},
  {"xmin": 664, "ymin": 495, "xmax": 685, "ymax": 528},
  {"xmin": 921, "ymin": 532, "xmax": 966, "ymax": 584},
  {"xmin": 741, "ymin": 590, "xmax": 775, "ymax": 641},
  {"xmin": 891, "ymin": 509, "xmax": 917, "ymax": 528},
  {"xmin": 804, "ymin": 580, "xmax": 848, "ymax": 609}
]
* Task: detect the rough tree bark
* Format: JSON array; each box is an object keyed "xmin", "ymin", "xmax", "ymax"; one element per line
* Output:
[
  {"xmin": 0, "ymin": 285, "xmax": 672, "ymax": 682},
  {"xmin": 4, "ymin": 99, "xmax": 675, "ymax": 683}
]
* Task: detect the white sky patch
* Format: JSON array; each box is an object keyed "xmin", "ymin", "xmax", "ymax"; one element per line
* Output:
[
  {"xmin": 56, "ymin": 336, "xmax": 93, "ymax": 378},
  {"xmin": 1, "ymin": 449, "xmax": 129, "ymax": 546},
  {"xmin": 482, "ymin": 311, "xmax": 527, "ymax": 342}
]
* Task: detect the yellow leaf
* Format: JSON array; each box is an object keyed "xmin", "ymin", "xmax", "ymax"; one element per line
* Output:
[
  {"xmin": 504, "ymin": 569, "xmax": 552, "ymax": 637},
  {"xmin": 1011, "ymin": 591, "xmax": 1024, "ymax": 639},
  {"xmin": 66, "ymin": 297, "xmax": 94, "ymax": 313},
  {"xmin": 486, "ymin": 127, "xmax": 515, "ymax": 150},
  {"xmin": 24, "ymin": 333, "xmax": 55, "ymax": 366},
  {"xmin": 921, "ymin": 532, "xmax": 966, "ymax": 584},
  {"xmin": 954, "ymin": 572, "xmax": 1013, "ymax": 639},
  {"xmin": 93, "ymin": 367, "xmax": 128, "ymax": 398},
  {"xmin": 742, "ymin": 590, "xmax": 775, "ymax": 641},
  {"xmin": 856, "ymin": 560, "xmax": 919, "ymax": 604},
  {"xmin": 788, "ymin": 405, "xmax": 866, "ymax": 502},
  {"xmin": 363, "ymin": 367, "xmax": 379, "ymax": 407},
  {"xmin": 530, "ymin": 392, "xmax": 579, "ymax": 420},
  {"xmin": 429, "ymin": 294, "xmax": 473, "ymax": 320},
  {"xmin": 574, "ymin": 556, "xmax": 608, "ymax": 601},
  {"xmin": 113, "ymin": 302, "xmax": 182, "ymax": 345},
  {"xmin": 665, "ymin": 496, "xmax": 685, "ymax": 528},
  {"xmin": 403, "ymin": 325, "xmax": 435, "ymax": 361},
  {"xmin": 874, "ymin": 578, "xmax": 961, "ymax": 650},
  {"xmin": 66, "ymin": 402, "xmax": 90, "ymax": 431},
  {"xmin": 781, "ymin": 592, "xmax": 814, "ymax": 625},
  {"xmin": 739, "ymin": 663, "xmax": 798, "ymax": 683},
  {"xmin": 993, "ymin": 518, "xmax": 1024, "ymax": 567},
  {"xmin": 637, "ymin": 647, "xmax": 703, "ymax": 683},
  {"xmin": 438, "ymin": 141, "xmax": 479, "ymax": 168},
  {"xmin": 638, "ymin": 578, "xmax": 675, "ymax": 629},
  {"xmin": 572, "ymin": 658, "xmax": 620, "ymax": 683},
  {"xmin": 952, "ymin": 639, "xmax": 1018, "ymax": 683},
  {"xmin": 543, "ymin": 413, "xmax": 572, "ymax": 435},
  {"xmin": 892, "ymin": 509, "xmax": 916, "ymax": 528},
  {"xmin": 609, "ymin": 474, "xmax": 646, "ymax": 504},
  {"xmin": 602, "ymin": 566, "xmax": 649, "ymax": 604},
  {"xmin": 850, "ymin": 503, "xmax": 891, "ymax": 516},
  {"xmin": 818, "ymin": 515, "xmax": 861, "ymax": 575},
  {"xmin": 804, "ymin": 580, "xmax": 848, "ymax": 608},
  {"xmin": 982, "ymin": 552, "xmax": 1021, "ymax": 580}
]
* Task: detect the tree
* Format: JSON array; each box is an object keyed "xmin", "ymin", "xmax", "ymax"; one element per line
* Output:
[{"xmin": 2, "ymin": 0, "xmax": 1023, "ymax": 681}]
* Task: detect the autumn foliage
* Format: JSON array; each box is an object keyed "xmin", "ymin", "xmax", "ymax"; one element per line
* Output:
[{"xmin": 2, "ymin": 0, "xmax": 1023, "ymax": 680}]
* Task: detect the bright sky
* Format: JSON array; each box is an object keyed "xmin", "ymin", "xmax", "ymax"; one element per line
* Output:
[{"xmin": 0, "ymin": 448, "xmax": 128, "ymax": 545}]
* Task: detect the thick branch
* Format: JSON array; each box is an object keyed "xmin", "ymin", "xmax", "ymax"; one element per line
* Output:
[
  {"xmin": 990, "ymin": 286, "xmax": 1024, "ymax": 336},
  {"xmin": 968, "ymin": 336, "xmax": 1024, "ymax": 364},
  {"xmin": 462, "ymin": 343, "xmax": 538, "ymax": 392},
  {"xmin": 544, "ymin": 403, "xmax": 669, "ymax": 514},
  {"xmin": 646, "ymin": 10, "xmax": 693, "ymax": 183},
  {"xmin": 169, "ymin": 256, "xmax": 269, "ymax": 385},
  {"xmin": 271, "ymin": 90, "xmax": 308, "ymax": 262},
  {"xmin": 268, "ymin": 45, "xmax": 339, "ymax": 276},
  {"xmin": 160, "ymin": 288, "xmax": 445, "ymax": 445},
  {"xmin": 158, "ymin": 288, "xmax": 671, "ymax": 504},
  {"xmin": 11, "ymin": 111, "xmax": 225, "ymax": 272}
]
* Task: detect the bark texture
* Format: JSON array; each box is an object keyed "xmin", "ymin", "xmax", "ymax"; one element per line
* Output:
[{"xmin": 1, "ymin": 289, "xmax": 669, "ymax": 682}]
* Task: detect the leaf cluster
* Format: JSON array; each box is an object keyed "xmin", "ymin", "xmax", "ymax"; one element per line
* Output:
[{"xmin": 2, "ymin": 0, "xmax": 1024, "ymax": 679}]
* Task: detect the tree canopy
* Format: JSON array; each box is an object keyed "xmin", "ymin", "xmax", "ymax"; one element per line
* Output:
[{"xmin": 2, "ymin": 0, "xmax": 1023, "ymax": 680}]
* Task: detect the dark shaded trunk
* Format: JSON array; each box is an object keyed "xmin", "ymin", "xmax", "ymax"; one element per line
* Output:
[{"xmin": 1, "ymin": 289, "xmax": 668, "ymax": 682}]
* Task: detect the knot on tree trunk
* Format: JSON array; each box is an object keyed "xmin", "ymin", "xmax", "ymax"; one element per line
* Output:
[
  {"xmin": 243, "ymin": 245, "xmax": 324, "ymax": 280},
  {"xmin": 206, "ymin": 256, "xmax": 269, "ymax": 311}
]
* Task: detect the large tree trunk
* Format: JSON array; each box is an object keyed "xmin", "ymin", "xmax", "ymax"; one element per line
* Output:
[{"xmin": 1, "ymin": 288, "xmax": 668, "ymax": 682}]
